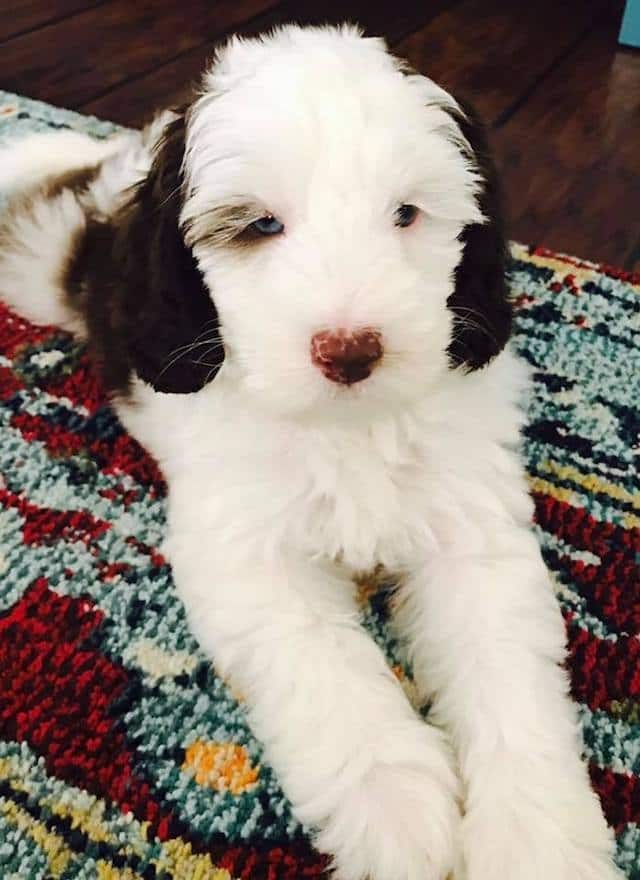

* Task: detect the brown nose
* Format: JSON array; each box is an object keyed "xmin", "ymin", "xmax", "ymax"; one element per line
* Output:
[{"xmin": 310, "ymin": 328, "xmax": 384, "ymax": 385}]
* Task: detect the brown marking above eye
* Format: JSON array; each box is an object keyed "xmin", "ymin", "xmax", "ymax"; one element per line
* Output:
[{"xmin": 184, "ymin": 204, "xmax": 282, "ymax": 250}]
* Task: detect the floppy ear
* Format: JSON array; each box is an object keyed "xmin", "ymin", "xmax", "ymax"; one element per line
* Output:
[
  {"xmin": 112, "ymin": 111, "xmax": 223, "ymax": 393},
  {"xmin": 445, "ymin": 99, "xmax": 512, "ymax": 371}
]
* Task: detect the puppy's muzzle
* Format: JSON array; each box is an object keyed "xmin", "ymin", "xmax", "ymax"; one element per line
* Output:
[{"xmin": 310, "ymin": 328, "xmax": 383, "ymax": 385}]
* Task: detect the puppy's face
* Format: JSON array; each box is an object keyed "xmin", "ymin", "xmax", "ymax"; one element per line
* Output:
[{"xmin": 140, "ymin": 26, "xmax": 511, "ymax": 416}]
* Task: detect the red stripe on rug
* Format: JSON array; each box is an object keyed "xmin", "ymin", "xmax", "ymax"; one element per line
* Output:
[
  {"xmin": 8, "ymin": 408, "xmax": 166, "ymax": 495},
  {"xmin": 0, "ymin": 487, "xmax": 111, "ymax": 546},
  {"xmin": 99, "ymin": 432, "xmax": 166, "ymax": 493},
  {"xmin": 43, "ymin": 350, "xmax": 108, "ymax": 413},
  {"xmin": 533, "ymin": 493, "xmax": 638, "ymax": 557},
  {"xmin": 0, "ymin": 305, "xmax": 60, "ymax": 360},
  {"xmin": 0, "ymin": 579, "xmax": 178, "ymax": 840},
  {"xmin": 531, "ymin": 247, "xmax": 640, "ymax": 284},
  {"xmin": 561, "ymin": 555, "xmax": 640, "ymax": 634},
  {"xmin": 11, "ymin": 410, "xmax": 86, "ymax": 457},
  {"xmin": 568, "ymin": 622, "xmax": 640, "ymax": 710},
  {"xmin": 210, "ymin": 841, "xmax": 328, "ymax": 879},
  {"xmin": 0, "ymin": 365, "xmax": 25, "ymax": 400},
  {"xmin": 590, "ymin": 765, "xmax": 640, "ymax": 829}
]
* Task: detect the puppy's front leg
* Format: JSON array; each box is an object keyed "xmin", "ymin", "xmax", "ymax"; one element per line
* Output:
[
  {"xmin": 397, "ymin": 516, "xmax": 622, "ymax": 879},
  {"xmin": 170, "ymin": 546, "xmax": 460, "ymax": 880}
]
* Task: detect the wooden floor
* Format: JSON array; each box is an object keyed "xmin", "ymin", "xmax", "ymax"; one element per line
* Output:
[{"xmin": 2, "ymin": 0, "xmax": 639, "ymax": 269}]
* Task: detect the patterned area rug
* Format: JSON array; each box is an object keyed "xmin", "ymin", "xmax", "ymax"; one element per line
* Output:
[{"xmin": 0, "ymin": 90, "xmax": 639, "ymax": 880}]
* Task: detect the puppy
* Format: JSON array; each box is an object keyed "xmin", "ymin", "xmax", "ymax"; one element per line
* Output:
[{"xmin": 0, "ymin": 25, "xmax": 622, "ymax": 880}]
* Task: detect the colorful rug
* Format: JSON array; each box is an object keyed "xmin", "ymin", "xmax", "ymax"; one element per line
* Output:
[{"xmin": 0, "ymin": 90, "xmax": 639, "ymax": 880}]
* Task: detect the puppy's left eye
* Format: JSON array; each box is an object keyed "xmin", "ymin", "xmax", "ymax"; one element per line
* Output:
[
  {"xmin": 250, "ymin": 215, "xmax": 285, "ymax": 236},
  {"xmin": 395, "ymin": 204, "xmax": 419, "ymax": 228}
]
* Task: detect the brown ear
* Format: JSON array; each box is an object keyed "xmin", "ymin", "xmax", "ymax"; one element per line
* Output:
[
  {"xmin": 445, "ymin": 99, "xmax": 513, "ymax": 371},
  {"xmin": 112, "ymin": 112, "xmax": 223, "ymax": 393}
]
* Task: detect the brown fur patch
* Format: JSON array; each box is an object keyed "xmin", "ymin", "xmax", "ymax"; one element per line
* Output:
[
  {"xmin": 185, "ymin": 204, "xmax": 275, "ymax": 251},
  {"xmin": 0, "ymin": 162, "xmax": 101, "ymax": 296},
  {"xmin": 62, "ymin": 112, "xmax": 222, "ymax": 396},
  {"xmin": 40, "ymin": 164, "xmax": 102, "ymax": 201},
  {"xmin": 353, "ymin": 565, "xmax": 400, "ymax": 606}
]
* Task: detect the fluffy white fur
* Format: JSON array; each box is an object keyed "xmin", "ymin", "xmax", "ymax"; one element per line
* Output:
[{"xmin": 0, "ymin": 25, "xmax": 622, "ymax": 880}]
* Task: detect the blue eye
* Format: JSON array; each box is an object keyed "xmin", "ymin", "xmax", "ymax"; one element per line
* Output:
[
  {"xmin": 395, "ymin": 204, "xmax": 419, "ymax": 228},
  {"xmin": 250, "ymin": 215, "xmax": 284, "ymax": 236}
]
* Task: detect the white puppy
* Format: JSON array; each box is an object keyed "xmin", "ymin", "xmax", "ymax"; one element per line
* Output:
[{"xmin": 0, "ymin": 24, "xmax": 622, "ymax": 880}]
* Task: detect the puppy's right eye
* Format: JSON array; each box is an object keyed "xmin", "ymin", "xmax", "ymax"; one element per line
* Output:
[
  {"xmin": 250, "ymin": 215, "xmax": 284, "ymax": 236},
  {"xmin": 395, "ymin": 204, "xmax": 419, "ymax": 228}
]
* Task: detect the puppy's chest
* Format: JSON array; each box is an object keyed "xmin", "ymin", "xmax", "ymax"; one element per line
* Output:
[
  {"xmin": 170, "ymin": 411, "xmax": 433, "ymax": 571},
  {"xmin": 287, "ymin": 430, "xmax": 431, "ymax": 571}
]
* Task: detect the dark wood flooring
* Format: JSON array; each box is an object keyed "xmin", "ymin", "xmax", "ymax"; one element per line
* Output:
[{"xmin": 1, "ymin": 0, "xmax": 639, "ymax": 269}]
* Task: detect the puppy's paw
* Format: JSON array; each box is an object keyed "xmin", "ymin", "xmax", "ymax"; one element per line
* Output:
[
  {"xmin": 313, "ymin": 728, "xmax": 460, "ymax": 880},
  {"xmin": 458, "ymin": 797, "xmax": 623, "ymax": 880}
]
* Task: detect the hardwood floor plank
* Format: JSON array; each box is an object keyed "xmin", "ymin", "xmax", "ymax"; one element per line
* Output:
[
  {"xmin": 82, "ymin": 0, "xmax": 457, "ymax": 126},
  {"xmin": 80, "ymin": 44, "xmax": 213, "ymax": 126},
  {"xmin": 3, "ymin": 0, "xmax": 635, "ymax": 268},
  {"xmin": 81, "ymin": 2, "xmax": 288, "ymax": 125},
  {"xmin": 394, "ymin": 0, "xmax": 610, "ymax": 125},
  {"xmin": 492, "ymin": 27, "xmax": 640, "ymax": 269},
  {"xmin": 0, "ymin": 0, "xmax": 106, "ymax": 42},
  {"xmin": 624, "ymin": 239, "xmax": 640, "ymax": 273},
  {"xmin": 270, "ymin": 0, "xmax": 458, "ymax": 44},
  {"xmin": 0, "ymin": 0, "xmax": 279, "ymax": 108}
]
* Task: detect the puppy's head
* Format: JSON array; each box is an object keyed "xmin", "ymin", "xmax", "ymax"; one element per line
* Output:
[{"xmin": 137, "ymin": 25, "xmax": 511, "ymax": 417}]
